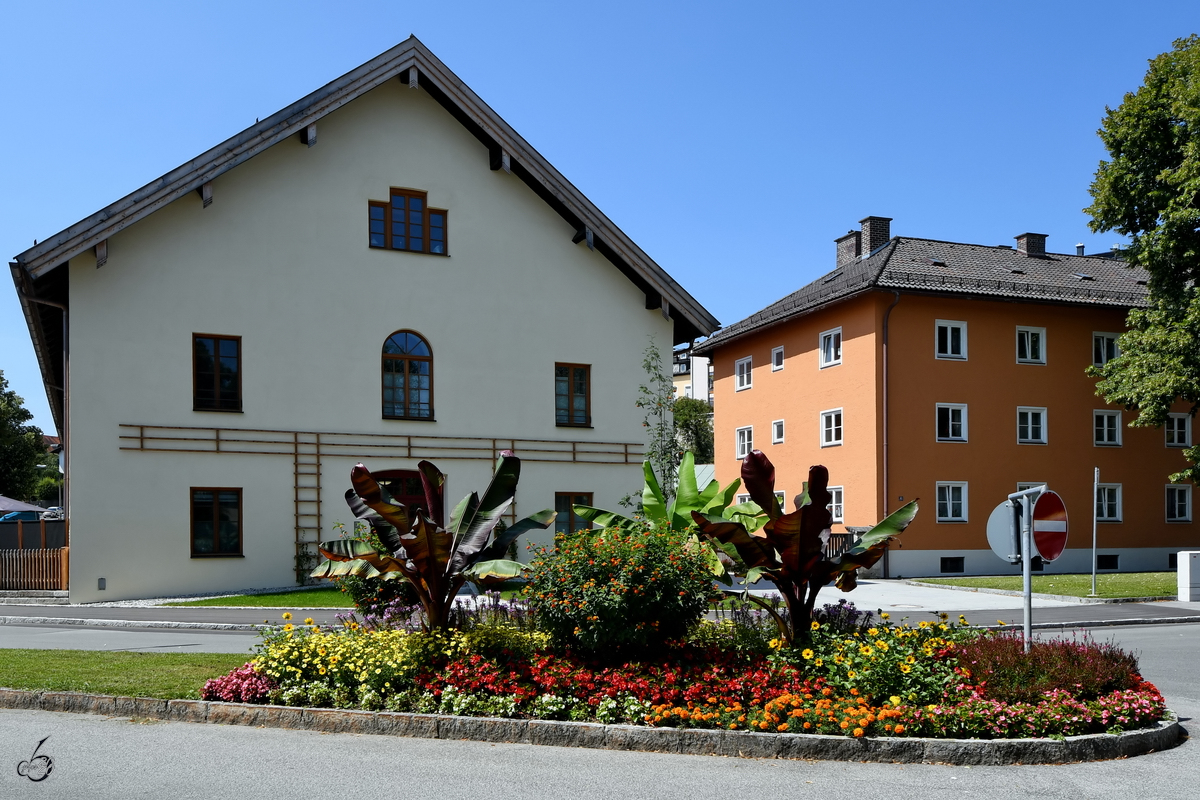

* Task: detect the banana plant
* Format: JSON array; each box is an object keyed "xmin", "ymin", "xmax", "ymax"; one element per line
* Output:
[
  {"xmin": 310, "ymin": 452, "xmax": 555, "ymax": 630},
  {"xmin": 691, "ymin": 450, "xmax": 918, "ymax": 645},
  {"xmin": 572, "ymin": 451, "xmax": 747, "ymax": 532}
]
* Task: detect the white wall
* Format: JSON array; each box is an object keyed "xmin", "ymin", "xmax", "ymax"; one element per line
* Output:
[{"xmin": 66, "ymin": 81, "xmax": 672, "ymax": 601}]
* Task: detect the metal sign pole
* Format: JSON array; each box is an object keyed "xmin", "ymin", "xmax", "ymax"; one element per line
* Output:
[
  {"xmin": 1090, "ymin": 467, "xmax": 1099, "ymax": 597},
  {"xmin": 1021, "ymin": 495, "xmax": 1033, "ymax": 654}
]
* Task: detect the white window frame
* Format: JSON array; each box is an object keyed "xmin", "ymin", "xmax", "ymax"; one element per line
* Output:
[
  {"xmin": 819, "ymin": 328, "xmax": 842, "ymax": 368},
  {"xmin": 735, "ymin": 426, "xmax": 753, "ymax": 459},
  {"xmin": 1017, "ymin": 406, "xmax": 1048, "ymax": 444},
  {"xmin": 1166, "ymin": 413, "xmax": 1191, "ymax": 448},
  {"xmin": 1016, "ymin": 326, "xmax": 1047, "ymax": 365},
  {"xmin": 771, "ymin": 419, "xmax": 785, "ymax": 444},
  {"xmin": 771, "ymin": 346, "xmax": 785, "ymax": 372},
  {"xmin": 936, "ymin": 482, "xmax": 968, "ymax": 522},
  {"xmin": 820, "ymin": 408, "xmax": 843, "ymax": 447},
  {"xmin": 828, "ymin": 485, "xmax": 844, "ymax": 523},
  {"xmin": 935, "ymin": 320, "xmax": 968, "ymax": 360},
  {"xmin": 1093, "ymin": 410, "xmax": 1122, "ymax": 447},
  {"xmin": 935, "ymin": 403, "xmax": 968, "ymax": 442},
  {"xmin": 1096, "ymin": 484, "xmax": 1122, "ymax": 522},
  {"xmin": 735, "ymin": 357, "xmax": 752, "ymax": 391},
  {"xmin": 1166, "ymin": 484, "xmax": 1192, "ymax": 522},
  {"xmin": 735, "ymin": 493, "xmax": 751, "ymax": 505},
  {"xmin": 1093, "ymin": 332, "xmax": 1120, "ymax": 367}
]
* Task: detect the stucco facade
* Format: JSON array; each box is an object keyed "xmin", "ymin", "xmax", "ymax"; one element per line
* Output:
[
  {"xmin": 704, "ymin": 220, "xmax": 1197, "ymax": 578},
  {"xmin": 11, "ymin": 40, "xmax": 718, "ymax": 602}
]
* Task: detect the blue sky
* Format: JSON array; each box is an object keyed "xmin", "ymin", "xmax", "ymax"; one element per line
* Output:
[{"xmin": 2, "ymin": 1, "xmax": 1197, "ymax": 433}]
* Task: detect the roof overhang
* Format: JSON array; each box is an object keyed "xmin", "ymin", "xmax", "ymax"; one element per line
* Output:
[{"xmin": 11, "ymin": 36, "xmax": 718, "ymax": 344}]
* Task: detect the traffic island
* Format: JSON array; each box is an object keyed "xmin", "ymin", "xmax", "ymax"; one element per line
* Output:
[{"xmin": 0, "ymin": 688, "xmax": 1183, "ymax": 764}]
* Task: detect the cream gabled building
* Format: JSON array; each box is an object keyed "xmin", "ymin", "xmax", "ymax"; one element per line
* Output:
[{"xmin": 10, "ymin": 38, "xmax": 718, "ymax": 602}]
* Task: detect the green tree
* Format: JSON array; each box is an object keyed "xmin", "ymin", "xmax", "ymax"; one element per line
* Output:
[
  {"xmin": 1085, "ymin": 34, "xmax": 1200, "ymax": 482},
  {"xmin": 635, "ymin": 339, "xmax": 681, "ymax": 503},
  {"xmin": 673, "ymin": 396, "xmax": 714, "ymax": 464},
  {"xmin": 0, "ymin": 370, "xmax": 45, "ymax": 500}
]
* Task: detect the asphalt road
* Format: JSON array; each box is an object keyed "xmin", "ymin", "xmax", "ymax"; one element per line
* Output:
[{"xmin": 0, "ymin": 625, "xmax": 1193, "ymax": 799}]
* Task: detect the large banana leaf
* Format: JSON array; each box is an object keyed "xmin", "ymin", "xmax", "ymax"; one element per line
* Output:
[
  {"xmin": 416, "ymin": 460, "xmax": 446, "ymax": 528},
  {"xmin": 350, "ymin": 465, "xmax": 412, "ymax": 535},
  {"xmin": 479, "ymin": 508, "xmax": 557, "ymax": 562},
  {"xmin": 640, "ymin": 460, "xmax": 668, "ymax": 523},
  {"xmin": 571, "ymin": 505, "xmax": 639, "ymax": 529},
  {"xmin": 673, "ymin": 451, "xmax": 701, "ymax": 514},
  {"xmin": 461, "ymin": 558, "xmax": 526, "ymax": 582},
  {"xmin": 448, "ymin": 452, "xmax": 521, "ymax": 573},
  {"xmin": 740, "ymin": 450, "xmax": 782, "ymax": 519}
]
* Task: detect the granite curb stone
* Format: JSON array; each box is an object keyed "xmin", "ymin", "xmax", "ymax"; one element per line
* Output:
[{"xmin": 0, "ymin": 688, "xmax": 1182, "ymax": 764}]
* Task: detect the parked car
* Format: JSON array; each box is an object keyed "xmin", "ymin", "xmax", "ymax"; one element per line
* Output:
[
  {"xmin": 0, "ymin": 511, "xmax": 42, "ymax": 522},
  {"xmin": 41, "ymin": 507, "xmax": 63, "ymax": 520}
]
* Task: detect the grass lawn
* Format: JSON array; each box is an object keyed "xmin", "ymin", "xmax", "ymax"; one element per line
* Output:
[
  {"xmin": 919, "ymin": 572, "xmax": 1177, "ymax": 598},
  {"xmin": 0, "ymin": 650, "xmax": 247, "ymax": 699},
  {"xmin": 166, "ymin": 588, "xmax": 354, "ymax": 608}
]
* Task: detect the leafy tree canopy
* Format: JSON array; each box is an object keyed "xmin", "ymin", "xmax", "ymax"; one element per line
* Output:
[
  {"xmin": 1086, "ymin": 35, "xmax": 1200, "ymax": 481},
  {"xmin": 0, "ymin": 370, "xmax": 45, "ymax": 500},
  {"xmin": 673, "ymin": 396, "xmax": 714, "ymax": 464}
]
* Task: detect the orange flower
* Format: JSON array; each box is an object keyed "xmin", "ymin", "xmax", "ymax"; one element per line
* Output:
[
  {"xmin": 853, "ymin": 727, "xmax": 865, "ymax": 737},
  {"xmin": 894, "ymin": 724, "xmax": 906, "ymax": 734}
]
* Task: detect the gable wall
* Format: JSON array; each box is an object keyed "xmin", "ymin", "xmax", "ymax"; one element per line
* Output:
[{"xmin": 65, "ymin": 81, "xmax": 669, "ymax": 600}]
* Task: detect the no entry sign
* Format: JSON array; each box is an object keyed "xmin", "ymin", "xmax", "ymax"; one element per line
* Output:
[{"xmin": 1032, "ymin": 490, "xmax": 1068, "ymax": 562}]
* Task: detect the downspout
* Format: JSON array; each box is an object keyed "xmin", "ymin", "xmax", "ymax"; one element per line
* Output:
[
  {"xmin": 881, "ymin": 291, "xmax": 901, "ymax": 578},
  {"xmin": 16, "ymin": 290, "xmax": 69, "ymax": 528}
]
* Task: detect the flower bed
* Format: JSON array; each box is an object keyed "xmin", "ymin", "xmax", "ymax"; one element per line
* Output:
[{"xmin": 202, "ymin": 602, "xmax": 1166, "ymax": 740}]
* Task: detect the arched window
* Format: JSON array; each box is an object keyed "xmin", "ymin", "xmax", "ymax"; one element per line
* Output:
[{"xmin": 382, "ymin": 331, "xmax": 433, "ymax": 419}]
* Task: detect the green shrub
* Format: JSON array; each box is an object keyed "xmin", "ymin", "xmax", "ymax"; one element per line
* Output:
[
  {"xmin": 524, "ymin": 524, "xmax": 720, "ymax": 656},
  {"xmin": 954, "ymin": 632, "xmax": 1140, "ymax": 703}
]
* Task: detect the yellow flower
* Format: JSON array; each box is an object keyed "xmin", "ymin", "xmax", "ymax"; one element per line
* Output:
[
  {"xmin": 801, "ymin": 649, "xmax": 814, "ymax": 660},
  {"xmin": 304, "ymin": 617, "xmax": 315, "ymax": 626},
  {"xmin": 283, "ymin": 623, "xmax": 294, "ymax": 632},
  {"xmin": 899, "ymin": 664, "xmax": 912, "ymax": 673},
  {"xmin": 880, "ymin": 612, "xmax": 890, "ymax": 620},
  {"xmin": 859, "ymin": 645, "xmax": 874, "ymax": 656},
  {"xmin": 814, "ymin": 658, "xmax": 824, "ymax": 667},
  {"xmin": 281, "ymin": 612, "xmax": 292, "ymax": 620},
  {"xmin": 868, "ymin": 628, "xmax": 879, "ymax": 636},
  {"xmin": 847, "ymin": 670, "xmax": 857, "ymax": 679},
  {"xmin": 889, "ymin": 696, "xmax": 902, "ymax": 706},
  {"xmin": 811, "ymin": 621, "xmax": 820, "ymax": 631},
  {"xmin": 918, "ymin": 620, "xmax": 930, "ymax": 629}
]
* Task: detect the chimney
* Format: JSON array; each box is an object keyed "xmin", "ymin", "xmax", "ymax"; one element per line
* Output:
[
  {"xmin": 860, "ymin": 216, "xmax": 893, "ymax": 256},
  {"xmin": 1076, "ymin": 243, "xmax": 1085, "ymax": 256},
  {"xmin": 835, "ymin": 230, "xmax": 861, "ymax": 268},
  {"xmin": 1015, "ymin": 232, "xmax": 1047, "ymax": 256}
]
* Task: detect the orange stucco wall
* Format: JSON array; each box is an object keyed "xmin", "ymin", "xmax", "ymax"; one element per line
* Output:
[
  {"xmin": 886, "ymin": 293, "xmax": 1195, "ymax": 554},
  {"xmin": 710, "ymin": 290, "xmax": 1198, "ymax": 567},
  {"xmin": 711, "ymin": 293, "xmax": 885, "ymax": 530}
]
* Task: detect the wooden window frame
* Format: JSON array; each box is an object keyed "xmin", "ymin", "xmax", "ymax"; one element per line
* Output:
[
  {"xmin": 190, "ymin": 487, "xmax": 243, "ymax": 557},
  {"xmin": 935, "ymin": 482, "xmax": 968, "ymax": 522},
  {"xmin": 1093, "ymin": 332, "xmax": 1120, "ymax": 367},
  {"xmin": 1167, "ymin": 484, "xmax": 1192, "ymax": 523},
  {"xmin": 735, "ymin": 356, "xmax": 752, "ymax": 390},
  {"xmin": 735, "ymin": 425, "xmax": 753, "ymax": 459},
  {"xmin": 1017, "ymin": 406, "xmax": 1047, "ymax": 444},
  {"xmin": 818, "ymin": 327, "xmax": 842, "ymax": 368},
  {"xmin": 1166, "ymin": 413, "xmax": 1191, "ymax": 448},
  {"xmin": 935, "ymin": 403, "xmax": 967, "ymax": 442},
  {"xmin": 935, "ymin": 320, "xmax": 967, "ymax": 360},
  {"xmin": 1096, "ymin": 484, "xmax": 1122, "ymax": 522},
  {"xmin": 368, "ymin": 188, "xmax": 449, "ymax": 255},
  {"xmin": 192, "ymin": 334, "xmax": 242, "ymax": 412},
  {"xmin": 828, "ymin": 485, "xmax": 844, "ymax": 523},
  {"xmin": 820, "ymin": 408, "xmax": 843, "ymax": 447},
  {"xmin": 382, "ymin": 330, "xmax": 435, "ymax": 421},
  {"xmin": 1093, "ymin": 410, "xmax": 1122, "ymax": 447},
  {"xmin": 555, "ymin": 491, "xmax": 594, "ymax": 535},
  {"xmin": 555, "ymin": 363, "xmax": 591, "ymax": 427},
  {"xmin": 1016, "ymin": 326, "xmax": 1047, "ymax": 365}
]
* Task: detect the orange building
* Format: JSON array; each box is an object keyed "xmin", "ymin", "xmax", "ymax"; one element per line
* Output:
[{"xmin": 695, "ymin": 217, "xmax": 1198, "ymax": 578}]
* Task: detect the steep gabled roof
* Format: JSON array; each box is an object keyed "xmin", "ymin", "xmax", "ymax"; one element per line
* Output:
[
  {"xmin": 10, "ymin": 36, "xmax": 718, "ymax": 342},
  {"xmin": 694, "ymin": 237, "xmax": 1147, "ymax": 355}
]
